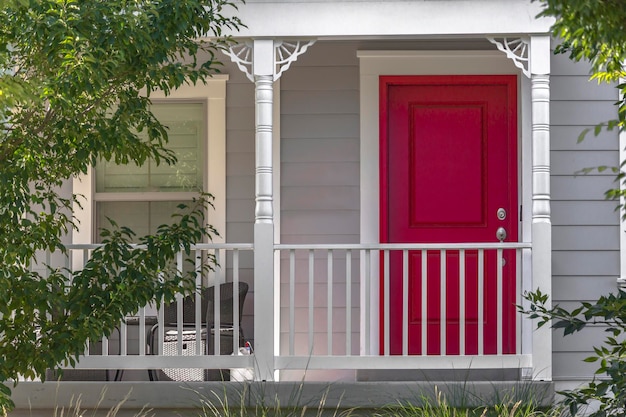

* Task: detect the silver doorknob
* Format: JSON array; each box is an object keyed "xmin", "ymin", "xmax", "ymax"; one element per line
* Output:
[{"xmin": 496, "ymin": 227, "xmax": 507, "ymax": 242}]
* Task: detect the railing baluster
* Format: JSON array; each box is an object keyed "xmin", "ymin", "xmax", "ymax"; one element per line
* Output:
[
  {"xmin": 516, "ymin": 248, "xmax": 522, "ymax": 355},
  {"xmin": 139, "ymin": 306, "xmax": 146, "ymax": 356},
  {"xmin": 214, "ymin": 249, "xmax": 221, "ymax": 355},
  {"xmin": 120, "ymin": 318, "xmax": 127, "ymax": 356},
  {"xmin": 195, "ymin": 249, "xmax": 203, "ymax": 355},
  {"xmin": 158, "ymin": 272, "xmax": 165, "ymax": 355},
  {"xmin": 478, "ymin": 249, "xmax": 484, "ymax": 355},
  {"xmin": 402, "ymin": 249, "xmax": 409, "ymax": 356},
  {"xmin": 327, "ymin": 249, "xmax": 333, "ymax": 355},
  {"xmin": 289, "ymin": 249, "xmax": 296, "ymax": 355},
  {"xmin": 364, "ymin": 249, "xmax": 371, "ymax": 356},
  {"xmin": 459, "ymin": 249, "xmax": 466, "ymax": 356},
  {"xmin": 497, "ymin": 248, "xmax": 503, "ymax": 355},
  {"xmin": 346, "ymin": 249, "xmax": 352, "ymax": 356},
  {"xmin": 308, "ymin": 249, "xmax": 314, "ymax": 352},
  {"xmin": 440, "ymin": 249, "xmax": 446, "ymax": 356},
  {"xmin": 176, "ymin": 251, "xmax": 184, "ymax": 355},
  {"xmin": 233, "ymin": 249, "xmax": 241, "ymax": 352},
  {"xmin": 421, "ymin": 249, "xmax": 427, "ymax": 356},
  {"xmin": 383, "ymin": 249, "xmax": 390, "ymax": 356}
]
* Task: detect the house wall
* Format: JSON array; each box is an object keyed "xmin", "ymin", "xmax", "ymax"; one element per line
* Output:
[
  {"xmin": 549, "ymin": 44, "xmax": 621, "ymax": 385},
  {"xmin": 277, "ymin": 42, "xmax": 361, "ymax": 380},
  {"xmin": 222, "ymin": 60, "xmax": 256, "ymax": 339}
]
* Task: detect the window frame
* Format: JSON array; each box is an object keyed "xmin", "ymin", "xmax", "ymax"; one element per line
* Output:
[{"xmin": 72, "ymin": 76, "xmax": 228, "ymax": 244}]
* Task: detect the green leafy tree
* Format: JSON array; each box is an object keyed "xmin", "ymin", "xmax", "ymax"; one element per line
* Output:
[
  {"xmin": 524, "ymin": 290, "xmax": 626, "ymax": 416},
  {"xmin": 0, "ymin": 0, "xmax": 241, "ymax": 411},
  {"xmin": 523, "ymin": 2, "xmax": 626, "ymax": 416}
]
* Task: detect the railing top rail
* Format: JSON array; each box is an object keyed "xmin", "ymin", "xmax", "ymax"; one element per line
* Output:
[
  {"xmin": 275, "ymin": 242, "xmax": 532, "ymax": 250},
  {"xmin": 65, "ymin": 243, "xmax": 254, "ymax": 250}
]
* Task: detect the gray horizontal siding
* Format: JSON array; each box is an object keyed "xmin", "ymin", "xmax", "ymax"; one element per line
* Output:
[
  {"xmin": 282, "ymin": 116, "xmax": 360, "ymax": 140},
  {"xmin": 551, "ymin": 101, "xmax": 617, "ymax": 126},
  {"xmin": 550, "ymin": 151, "xmax": 618, "ymax": 175},
  {"xmin": 552, "ymin": 175, "xmax": 616, "ymax": 200},
  {"xmin": 282, "ymin": 210, "xmax": 360, "ymax": 236},
  {"xmin": 551, "ymin": 76, "xmax": 617, "ymax": 101},
  {"xmin": 281, "ymin": 67, "xmax": 359, "ymax": 91},
  {"xmin": 278, "ymin": 42, "xmax": 361, "ymax": 356},
  {"xmin": 554, "ymin": 353, "xmax": 601, "ymax": 379},
  {"xmin": 280, "ymin": 41, "xmax": 360, "ymax": 244},
  {"xmin": 223, "ymin": 59, "xmax": 256, "ymax": 339},
  {"xmin": 552, "ymin": 251, "xmax": 620, "ymax": 277},
  {"xmin": 282, "ymin": 162, "xmax": 359, "ymax": 186},
  {"xmin": 282, "ymin": 186, "xmax": 360, "ymax": 210},
  {"xmin": 549, "ymin": 40, "xmax": 621, "ymax": 385},
  {"xmin": 553, "ymin": 326, "xmax": 610, "ymax": 352},
  {"xmin": 553, "ymin": 276, "xmax": 618, "ymax": 301},
  {"xmin": 551, "ymin": 125, "xmax": 619, "ymax": 151},
  {"xmin": 295, "ymin": 41, "xmax": 360, "ymax": 67},
  {"xmin": 281, "ymin": 90, "xmax": 360, "ymax": 114},
  {"xmin": 551, "ymin": 51, "xmax": 594, "ymax": 76},
  {"xmin": 553, "ymin": 225, "xmax": 620, "ymax": 250},
  {"xmin": 551, "ymin": 201, "xmax": 619, "ymax": 225}
]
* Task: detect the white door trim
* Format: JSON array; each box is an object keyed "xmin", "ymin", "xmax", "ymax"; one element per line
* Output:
[{"xmin": 357, "ymin": 50, "xmax": 532, "ymax": 358}]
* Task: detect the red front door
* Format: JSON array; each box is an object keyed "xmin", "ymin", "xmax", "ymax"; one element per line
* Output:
[{"xmin": 380, "ymin": 75, "xmax": 518, "ymax": 355}]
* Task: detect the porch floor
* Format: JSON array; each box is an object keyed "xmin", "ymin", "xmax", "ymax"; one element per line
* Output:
[{"xmin": 8, "ymin": 380, "xmax": 555, "ymax": 416}]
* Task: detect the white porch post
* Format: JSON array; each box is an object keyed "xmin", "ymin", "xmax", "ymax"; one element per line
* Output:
[
  {"xmin": 252, "ymin": 39, "xmax": 276, "ymax": 381},
  {"xmin": 530, "ymin": 35, "xmax": 552, "ymax": 381},
  {"xmin": 224, "ymin": 39, "xmax": 314, "ymax": 381}
]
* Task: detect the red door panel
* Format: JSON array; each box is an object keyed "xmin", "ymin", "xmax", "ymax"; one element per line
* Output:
[{"xmin": 380, "ymin": 75, "xmax": 518, "ymax": 355}]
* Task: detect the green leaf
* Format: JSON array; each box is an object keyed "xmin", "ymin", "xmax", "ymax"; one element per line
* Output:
[{"xmin": 0, "ymin": 0, "xmax": 236, "ymax": 409}]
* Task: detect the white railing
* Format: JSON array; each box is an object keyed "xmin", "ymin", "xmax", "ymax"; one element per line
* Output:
[
  {"xmin": 36, "ymin": 243, "xmax": 254, "ymax": 376},
  {"xmin": 275, "ymin": 243, "xmax": 533, "ymax": 371},
  {"xmin": 36, "ymin": 242, "xmax": 534, "ymax": 380}
]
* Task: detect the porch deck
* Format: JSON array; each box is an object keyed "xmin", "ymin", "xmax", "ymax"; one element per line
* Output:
[{"xmin": 8, "ymin": 379, "xmax": 555, "ymax": 417}]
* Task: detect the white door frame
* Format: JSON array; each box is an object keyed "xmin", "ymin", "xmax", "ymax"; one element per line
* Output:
[{"xmin": 357, "ymin": 50, "xmax": 536, "ymax": 368}]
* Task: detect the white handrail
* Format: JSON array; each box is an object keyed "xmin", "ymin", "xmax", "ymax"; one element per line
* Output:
[{"xmin": 275, "ymin": 242, "xmax": 531, "ymax": 250}]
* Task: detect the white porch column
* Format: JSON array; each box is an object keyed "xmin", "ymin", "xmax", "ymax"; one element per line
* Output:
[
  {"xmin": 252, "ymin": 39, "xmax": 276, "ymax": 381},
  {"xmin": 530, "ymin": 35, "xmax": 552, "ymax": 381},
  {"xmin": 224, "ymin": 39, "xmax": 315, "ymax": 381}
]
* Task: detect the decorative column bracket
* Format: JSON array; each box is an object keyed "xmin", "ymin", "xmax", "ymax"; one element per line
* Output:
[
  {"xmin": 487, "ymin": 37, "xmax": 530, "ymax": 78},
  {"xmin": 224, "ymin": 40, "xmax": 316, "ymax": 82}
]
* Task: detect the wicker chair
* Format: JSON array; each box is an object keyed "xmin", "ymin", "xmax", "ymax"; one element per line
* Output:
[{"xmin": 147, "ymin": 282, "xmax": 249, "ymax": 381}]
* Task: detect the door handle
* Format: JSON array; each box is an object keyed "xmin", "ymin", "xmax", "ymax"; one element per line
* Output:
[{"xmin": 496, "ymin": 227, "xmax": 507, "ymax": 242}]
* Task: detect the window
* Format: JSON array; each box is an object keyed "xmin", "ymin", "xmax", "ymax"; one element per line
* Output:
[
  {"xmin": 94, "ymin": 102, "xmax": 205, "ymax": 239},
  {"xmin": 73, "ymin": 78, "xmax": 227, "ymax": 244}
]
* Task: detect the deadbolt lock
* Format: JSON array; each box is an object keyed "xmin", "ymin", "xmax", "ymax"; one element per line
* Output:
[{"xmin": 497, "ymin": 208, "xmax": 507, "ymax": 220}]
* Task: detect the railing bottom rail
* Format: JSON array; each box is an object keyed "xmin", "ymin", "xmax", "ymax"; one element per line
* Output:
[{"xmin": 275, "ymin": 354, "xmax": 532, "ymax": 370}]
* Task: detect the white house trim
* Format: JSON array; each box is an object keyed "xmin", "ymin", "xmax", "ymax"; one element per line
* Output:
[
  {"xmin": 487, "ymin": 38, "xmax": 530, "ymax": 78},
  {"xmin": 529, "ymin": 35, "xmax": 552, "ymax": 381},
  {"xmin": 357, "ymin": 48, "xmax": 550, "ymax": 378},
  {"xmin": 227, "ymin": 1, "xmax": 551, "ymax": 39},
  {"xmin": 622, "ymin": 125, "xmax": 626, "ymax": 287},
  {"xmin": 224, "ymin": 40, "xmax": 315, "ymax": 83},
  {"xmin": 226, "ymin": 38, "xmax": 315, "ymax": 381},
  {"xmin": 72, "ymin": 76, "xmax": 228, "ymax": 244},
  {"xmin": 617, "ymin": 78, "xmax": 626, "ymax": 289}
]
